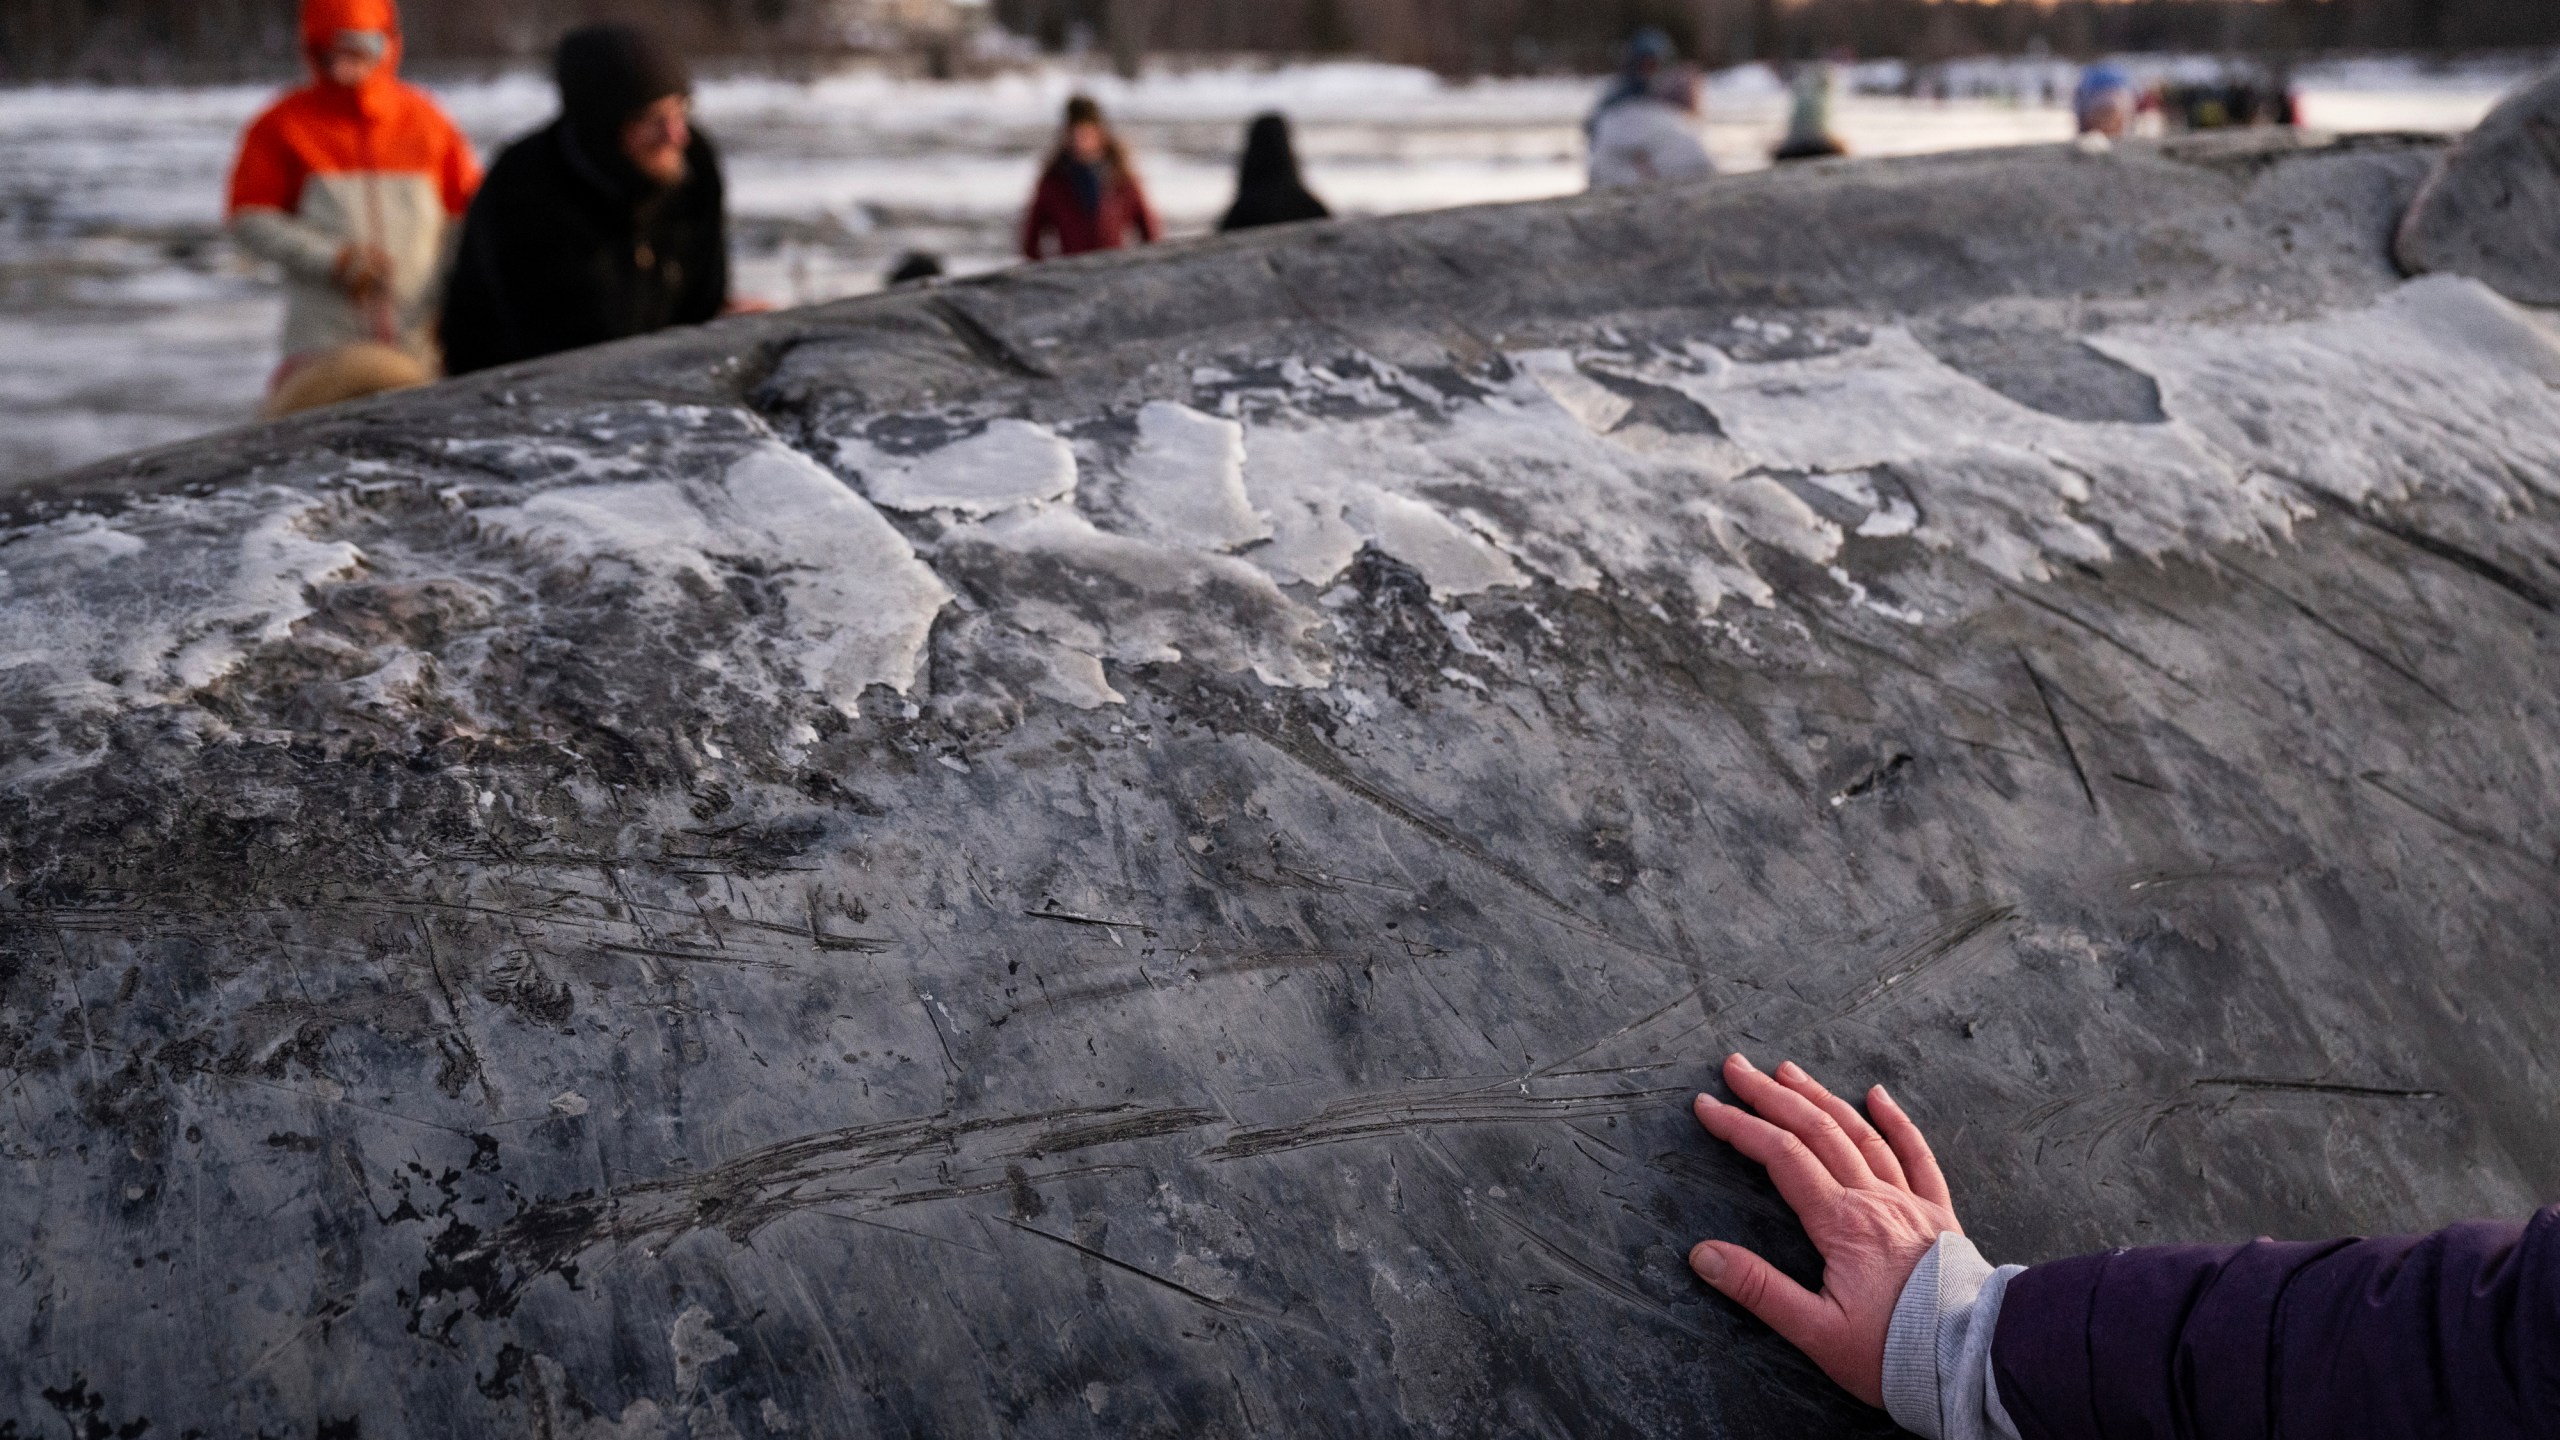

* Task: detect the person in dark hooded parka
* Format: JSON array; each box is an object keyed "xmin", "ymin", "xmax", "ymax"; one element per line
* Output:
[
  {"xmin": 1219, "ymin": 114, "xmax": 1330, "ymax": 234},
  {"xmin": 440, "ymin": 24, "xmax": 730, "ymax": 375}
]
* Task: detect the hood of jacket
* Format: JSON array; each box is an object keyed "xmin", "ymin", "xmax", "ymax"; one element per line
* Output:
[{"xmin": 300, "ymin": 0, "xmax": 405, "ymax": 114}]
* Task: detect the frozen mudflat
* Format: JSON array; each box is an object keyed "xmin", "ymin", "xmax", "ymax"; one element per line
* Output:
[
  {"xmin": 6, "ymin": 92, "xmax": 2560, "ymax": 1434},
  {"xmin": 0, "ymin": 55, "xmax": 2535, "ymax": 486}
]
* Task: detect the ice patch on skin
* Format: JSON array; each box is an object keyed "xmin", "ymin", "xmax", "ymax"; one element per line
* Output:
[
  {"xmin": 841, "ymin": 418, "xmax": 1077, "ymax": 516},
  {"xmin": 669, "ymin": 1305, "xmax": 739, "ymax": 1394},
  {"xmin": 0, "ymin": 488, "xmax": 361, "ymax": 782},
  {"xmin": 2092, "ymin": 275, "xmax": 2560, "ymax": 516},
  {"xmin": 1240, "ymin": 421, "xmax": 1528, "ymax": 598},
  {"xmin": 1515, "ymin": 349, "xmax": 1634, "ymax": 434},
  {"xmin": 476, "ymin": 443, "xmax": 952, "ymax": 709},
  {"xmin": 1660, "ymin": 326, "xmax": 2287, "ymax": 583},
  {"xmin": 939, "ymin": 505, "xmax": 1330, "ymax": 689},
  {"xmin": 1106, "ymin": 401, "xmax": 1271, "ymax": 552}
]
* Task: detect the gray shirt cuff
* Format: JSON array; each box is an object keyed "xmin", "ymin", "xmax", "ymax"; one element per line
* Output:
[{"xmin": 1881, "ymin": 1232, "xmax": 2027, "ymax": 1440}]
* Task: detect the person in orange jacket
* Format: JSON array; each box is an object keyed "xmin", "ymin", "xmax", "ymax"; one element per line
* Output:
[{"xmin": 226, "ymin": 0, "xmax": 480, "ymax": 417}]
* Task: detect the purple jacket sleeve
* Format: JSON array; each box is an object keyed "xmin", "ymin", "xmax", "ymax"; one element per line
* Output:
[{"xmin": 1990, "ymin": 1206, "xmax": 2560, "ymax": 1439}]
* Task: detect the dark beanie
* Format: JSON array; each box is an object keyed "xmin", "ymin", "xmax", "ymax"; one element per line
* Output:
[{"xmin": 556, "ymin": 24, "xmax": 691, "ymax": 136}]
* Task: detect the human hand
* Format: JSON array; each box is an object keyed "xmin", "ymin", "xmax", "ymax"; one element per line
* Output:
[
  {"xmin": 1687, "ymin": 1054, "xmax": 1960, "ymax": 1408},
  {"xmin": 722, "ymin": 295, "xmax": 778, "ymax": 316},
  {"xmin": 333, "ymin": 243, "xmax": 394, "ymax": 300}
]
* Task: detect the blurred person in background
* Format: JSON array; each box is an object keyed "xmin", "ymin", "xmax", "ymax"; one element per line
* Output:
[
  {"xmin": 887, "ymin": 252, "xmax": 947, "ymax": 286},
  {"xmin": 1588, "ymin": 27, "xmax": 1677, "ymax": 139},
  {"xmin": 226, "ymin": 0, "xmax": 479, "ymax": 418},
  {"xmin": 1589, "ymin": 63, "xmax": 1715, "ymax": 191},
  {"xmin": 1220, "ymin": 114, "xmax": 1331, "ymax": 232},
  {"xmin": 441, "ymin": 24, "xmax": 742, "ymax": 376},
  {"xmin": 2074, "ymin": 64, "xmax": 2139, "ymax": 141},
  {"xmin": 1021, "ymin": 96, "xmax": 1161, "ymax": 261},
  {"xmin": 1774, "ymin": 62, "xmax": 1850, "ymax": 163}
]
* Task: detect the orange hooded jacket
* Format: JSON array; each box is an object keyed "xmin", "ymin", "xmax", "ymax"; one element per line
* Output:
[{"xmin": 227, "ymin": 0, "xmax": 480, "ymax": 367}]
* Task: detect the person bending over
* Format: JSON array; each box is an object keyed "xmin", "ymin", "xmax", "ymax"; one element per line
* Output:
[
  {"xmin": 1021, "ymin": 96, "xmax": 1160, "ymax": 261},
  {"xmin": 440, "ymin": 24, "xmax": 734, "ymax": 376},
  {"xmin": 1688, "ymin": 1053, "xmax": 2556, "ymax": 1438},
  {"xmin": 226, "ymin": 0, "xmax": 479, "ymax": 416}
]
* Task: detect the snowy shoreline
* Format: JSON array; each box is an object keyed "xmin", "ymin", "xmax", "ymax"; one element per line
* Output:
[{"xmin": 0, "ymin": 54, "xmax": 2532, "ymax": 487}]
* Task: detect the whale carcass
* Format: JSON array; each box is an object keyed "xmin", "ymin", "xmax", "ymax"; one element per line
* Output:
[{"xmin": 5, "ymin": 84, "xmax": 2560, "ymax": 1438}]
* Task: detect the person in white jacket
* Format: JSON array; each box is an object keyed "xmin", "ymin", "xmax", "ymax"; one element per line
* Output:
[{"xmin": 1589, "ymin": 65, "xmax": 1716, "ymax": 191}]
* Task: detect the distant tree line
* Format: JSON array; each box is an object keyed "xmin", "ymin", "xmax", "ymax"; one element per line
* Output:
[
  {"xmin": 4, "ymin": 0, "xmax": 2553, "ymax": 84},
  {"xmin": 0, "ymin": 0, "xmax": 856, "ymax": 83},
  {"xmin": 1014, "ymin": 0, "xmax": 2560, "ymax": 75}
]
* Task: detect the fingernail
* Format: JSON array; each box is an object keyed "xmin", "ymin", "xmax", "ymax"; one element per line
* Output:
[
  {"xmin": 1694, "ymin": 1092, "xmax": 1721, "ymax": 1109},
  {"xmin": 1872, "ymin": 1084, "xmax": 1893, "ymax": 1104},
  {"xmin": 1729, "ymin": 1054, "xmax": 1758, "ymax": 1073},
  {"xmin": 1689, "ymin": 1243, "xmax": 1725, "ymax": 1281},
  {"xmin": 1776, "ymin": 1060, "xmax": 1806, "ymax": 1082}
]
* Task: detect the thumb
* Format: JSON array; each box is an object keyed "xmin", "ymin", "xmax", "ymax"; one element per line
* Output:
[{"xmin": 1689, "ymin": 1240, "xmax": 1832, "ymax": 1352}]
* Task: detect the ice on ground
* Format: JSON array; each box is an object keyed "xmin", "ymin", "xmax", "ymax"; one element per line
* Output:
[
  {"xmin": 477, "ymin": 442, "xmax": 951, "ymax": 707},
  {"xmin": 841, "ymin": 418, "xmax": 1077, "ymax": 516}
]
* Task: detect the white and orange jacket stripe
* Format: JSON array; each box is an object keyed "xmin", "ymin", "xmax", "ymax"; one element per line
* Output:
[{"xmin": 226, "ymin": 0, "xmax": 480, "ymax": 371}]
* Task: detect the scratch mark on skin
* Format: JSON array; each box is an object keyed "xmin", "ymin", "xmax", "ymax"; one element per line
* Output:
[
  {"xmin": 2021, "ymin": 1074, "xmax": 2445, "ymax": 1162},
  {"xmin": 998, "ymin": 1218, "xmax": 1322, "ymax": 1336},
  {"xmin": 2017, "ymin": 651, "xmax": 2099, "ymax": 813},
  {"xmin": 875, "ymin": 1162, "xmax": 1135, "ymax": 1210},
  {"xmin": 2190, "ymin": 1077, "xmax": 2443, "ymax": 1099},
  {"xmin": 1510, "ymin": 979, "xmax": 1717, "ymax": 1088},
  {"xmin": 595, "ymin": 941, "xmax": 797, "ymax": 972},
  {"xmin": 1995, "ymin": 580, "xmax": 2204, "ymax": 698},
  {"xmin": 1203, "ymin": 1085, "xmax": 1689, "ymax": 1161},
  {"xmin": 1822, "ymin": 902, "xmax": 2017, "ymax": 1022},
  {"xmin": 415, "ymin": 1103, "xmax": 1217, "ymax": 1317},
  {"xmin": 414, "ymin": 919, "xmax": 495, "ymax": 1104},
  {"xmin": 1233, "ymin": 720, "xmax": 1672, "ymax": 962},
  {"xmin": 927, "ymin": 294, "xmax": 1057, "ymax": 379},
  {"xmin": 1022, "ymin": 906, "xmax": 1155, "ymax": 933},
  {"xmin": 806, "ymin": 894, "xmax": 890, "ymax": 953},
  {"xmin": 49, "ymin": 926, "xmax": 101, "ymax": 1087},
  {"xmin": 2114, "ymin": 862, "xmax": 2296, "ymax": 894},
  {"xmin": 813, "ymin": 1208, "xmax": 996, "ymax": 1256},
  {"xmin": 2287, "ymin": 482, "xmax": 2558, "ymax": 614},
  {"xmin": 1027, "ymin": 1108, "xmax": 1222, "ymax": 1155},
  {"xmin": 1479, "ymin": 1198, "xmax": 1709, "ymax": 1340},
  {"xmin": 2358, "ymin": 772, "xmax": 2560, "ymax": 877},
  {"xmin": 2221, "ymin": 563, "xmax": 2462, "ymax": 713},
  {"xmin": 1000, "ymin": 949, "xmax": 1379, "ymax": 1018}
]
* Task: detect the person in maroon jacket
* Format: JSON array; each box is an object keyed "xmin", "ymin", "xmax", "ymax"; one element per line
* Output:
[
  {"xmin": 1020, "ymin": 95, "xmax": 1159, "ymax": 261},
  {"xmin": 1685, "ymin": 1052, "xmax": 2557, "ymax": 1438}
]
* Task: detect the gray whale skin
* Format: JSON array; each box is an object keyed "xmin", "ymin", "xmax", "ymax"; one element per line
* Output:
[{"xmin": 5, "ymin": 81, "xmax": 2560, "ymax": 1439}]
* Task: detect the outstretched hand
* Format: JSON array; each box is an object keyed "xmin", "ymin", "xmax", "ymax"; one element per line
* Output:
[{"xmin": 1687, "ymin": 1054, "xmax": 1961, "ymax": 1408}]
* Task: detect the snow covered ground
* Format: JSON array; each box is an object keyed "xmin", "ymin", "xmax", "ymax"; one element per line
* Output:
[{"xmin": 0, "ymin": 55, "xmax": 2537, "ymax": 487}]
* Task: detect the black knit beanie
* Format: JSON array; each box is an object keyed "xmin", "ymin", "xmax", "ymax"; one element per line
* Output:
[{"xmin": 556, "ymin": 24, "xmax": 691, "ymax": 140}]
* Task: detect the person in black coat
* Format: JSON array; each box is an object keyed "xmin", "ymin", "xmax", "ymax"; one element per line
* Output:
[
  {"xmin": 1218, "ymin": 113, "xmax": 1330, "ymax": 234},
  {"xmin": 440, "ymin": 24, "xmax": 730, "ymax": 376}
]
